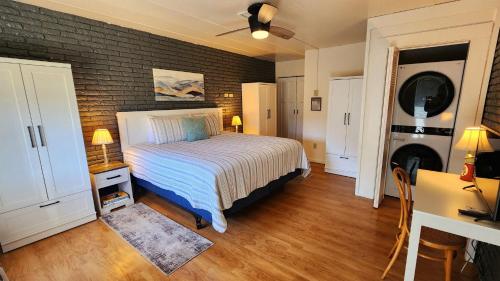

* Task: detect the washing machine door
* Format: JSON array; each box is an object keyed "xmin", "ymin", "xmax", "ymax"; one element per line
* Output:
[
  {"xmin": 398, "ymin": 71, "xmax": 455, "ymax": 119},
  {"xmin": 390, "ymin": 144, "xmax": 443, "ymax": 185}
]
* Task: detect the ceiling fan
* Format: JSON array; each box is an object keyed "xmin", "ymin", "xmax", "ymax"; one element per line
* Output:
[{"xmin": 216, "ymin": 2, "xmax": 295, "ymax": 40}]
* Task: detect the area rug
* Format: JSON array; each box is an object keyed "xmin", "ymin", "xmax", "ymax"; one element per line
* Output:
[{"xmin": 101, "ymin": 203, "xmax": 213, "ymax": 275}]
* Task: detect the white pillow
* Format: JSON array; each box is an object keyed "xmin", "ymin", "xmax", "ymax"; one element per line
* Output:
[
  {"xmin": 148, "ymin": 115, "xmax": 186, "ymax": 144},
  {"xmin": 193, "ymin": 112, "xmax": 221, "ymax": 136}
]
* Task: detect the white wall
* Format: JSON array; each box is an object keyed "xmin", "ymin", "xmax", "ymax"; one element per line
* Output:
[
  {"xmin": 276, "ymin": 59, "xmax": 304, "ymax": 78},
  {"xmin": 303, "ymin": 42, "xmax": 365, "ymax": 163}
]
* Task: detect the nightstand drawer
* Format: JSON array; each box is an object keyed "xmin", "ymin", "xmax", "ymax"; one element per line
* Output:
[{"xmin": 93, "ymin": 168, "xmax": 129, "ymax": 187}]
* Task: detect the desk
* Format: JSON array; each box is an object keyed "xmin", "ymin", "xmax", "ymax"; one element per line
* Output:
[{"xmin": 404, "ymin": 170, "xmax": 500, "ymax": 281}]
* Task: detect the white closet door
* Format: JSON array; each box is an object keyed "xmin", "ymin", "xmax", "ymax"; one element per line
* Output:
[
  {"xmin": 0, "ymin": 63, "xmax": 48, "ymax": 213},
  {"xmin": 326, "ymin": 79, "xmax": 349, "ymax": 155},
  {"xmin": 278, "ymin": 78, "xmax": 295, "ymax": 138},
  {"xmin": 258, "ymin": 85, "xmax": 269, "ymax": 135},
  {"xmin": 20, "ymin": 65, "xmax": 90, "ymax": 199},
  {"xmin": 345, "ymin": 78, "xmax": 363, "ymax": 157},
  {"xmin": 295, "ymin": 77, "xmax": 304, "ymax": 142},
  {"xmin": 266, "ymin": 84, "xmax": 277, "ymax": 136},
  {"xmin": 281, "ymin": 78, "xmax": 297, "ymax": 139}
]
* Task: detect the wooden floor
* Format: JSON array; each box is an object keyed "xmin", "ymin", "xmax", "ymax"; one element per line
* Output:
[{"xmin": 0, "ymin": 163, "xmax": 477, "ymax": 281}]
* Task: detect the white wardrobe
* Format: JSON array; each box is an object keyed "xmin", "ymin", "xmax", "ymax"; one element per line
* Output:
[
  {"xmin": 277, "ymin": 77, "xmax": 304, "ymax": 142},
  {"xmin": 0, "ymin": 58, "xmax": 96, "ymax": 252},
  {"xmin": 242, "ymin": 83, "xmax": 277, "ymax": 136},
  {"xmin": 325, "ymin": 76, "xmax": 363, "ymax": 177}
]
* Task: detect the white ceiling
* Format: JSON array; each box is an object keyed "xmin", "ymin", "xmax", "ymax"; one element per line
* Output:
[{"xmin": 18, "ymin": 0, "xmax": 455, "ymax": 61}]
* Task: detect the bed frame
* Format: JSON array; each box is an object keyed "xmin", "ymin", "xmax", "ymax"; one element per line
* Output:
[{"xmin": 116, "ymin": 108, "xmax": 301, "ymax": 229}]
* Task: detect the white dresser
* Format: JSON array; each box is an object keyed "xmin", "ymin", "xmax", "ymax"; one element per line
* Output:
[
  {"xmin": 242, "ymin": 82, "xmax": 277, "ymax": 136},
  {"xmin": 0, "ymin": 58, "xmax": 96, "ymax": 252},
  {"xmin": 325, "ymin": 76, "xmax": 363, "ymax": 177}
]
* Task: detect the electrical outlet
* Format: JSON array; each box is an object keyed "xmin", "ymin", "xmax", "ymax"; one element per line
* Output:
[
  {"xmin": 313, "ymin": 143, "xmax": 317, "ymax": 149},
  {"xmin": 313, "ymin": 89, "xmax": 319, "ymax": 96}
]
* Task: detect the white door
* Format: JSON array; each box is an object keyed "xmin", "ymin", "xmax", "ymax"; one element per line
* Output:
[
  {"xmin": 266, "ymin": 84, "xmax": 277, "ymax": 137},
  {"xmin": 0, "ymin": 62, "xmax": 48, "ymax": 213},
  {"xmin": 373, "ymin": 47, "xmax": 400, "ymax": 208},
  {"xmin": 345, "ymin": 78, "xmax": 363, "ymax": 157},
  {"xmin": 278, "ymin": 78, "xmax": 297, "ymax": 139},
  {"xmin": 295, "ymin": 77, "xmax": 304, "ymax": 142},
  {"xmin": 20, "ymin": 65, "xmax": 90, "ymax": 199},
  {"xmin": 326, "ymin": 79, "xmax": 349, "ymax": 155}
]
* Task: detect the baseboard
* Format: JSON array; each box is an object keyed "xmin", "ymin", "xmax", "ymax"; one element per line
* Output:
[
  {"xmin": 1, "ymin": 213, "xmax": 96, "ymax": 253},
  {"xmin": 324, "ymin": 168, "xmax": 356, "ymax": 178}
]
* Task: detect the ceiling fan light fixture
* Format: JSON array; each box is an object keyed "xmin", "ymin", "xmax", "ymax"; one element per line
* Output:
[
  {"xmin": 252, "ymin": 30, "xmax": 269, "ymax": 39},
  {"xmin": 248, "ymin": 14, "xmax": 270, "ymax": 40}
]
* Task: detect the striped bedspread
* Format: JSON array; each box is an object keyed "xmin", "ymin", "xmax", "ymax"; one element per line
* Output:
[{"xmin": 124, "ymin": 132, "xmax": 310, "ymax": 233}]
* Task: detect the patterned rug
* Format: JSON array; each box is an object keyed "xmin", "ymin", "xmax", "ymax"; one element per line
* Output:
[{"xmin": 101, "ymin": 203, "xmax": 213, "ymax": 275}]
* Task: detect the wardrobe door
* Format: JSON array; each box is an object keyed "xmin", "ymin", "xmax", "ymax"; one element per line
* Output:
[
  {"xmin": 295, "ymin": 77, "xmax": 304, "ymax": 142},
  {"xmin": 0, "ymin": 63, "xmax": 48, "ymax": 213},
  {"xmin": 345, "ymin": 78, "xmax": 363, "ymax": 157},
  {"xmin": 266, "ymin": 84, "xmax": 277, "ymax": 136},
  {"xmin": 326, "ymin": 80, "xmax": 349, "ymax": 155},
  {"xmin": 20, "ymin": 65, "xmax": 90, "ymax": 199}
]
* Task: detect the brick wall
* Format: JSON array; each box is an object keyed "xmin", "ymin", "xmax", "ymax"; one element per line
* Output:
[
  {"xmin": 0, "ymin": 0, "xmax": 275, "ymax": 165},
  {"xmin": 483, "ymin": 33, "xmax": 500, "ymax": 133}
]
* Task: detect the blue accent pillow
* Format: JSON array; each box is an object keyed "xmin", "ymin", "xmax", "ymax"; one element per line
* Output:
[{"xmin": 181, "ymin": 116, "xmax": 209, "ymax": 142}]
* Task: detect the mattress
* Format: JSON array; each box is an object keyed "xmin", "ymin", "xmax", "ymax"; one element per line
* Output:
[{"xmin": 124, "ymin": 132, "xmax": 310, "ymax": 232}]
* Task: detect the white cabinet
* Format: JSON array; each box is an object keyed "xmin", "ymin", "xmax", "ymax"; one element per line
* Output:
[
  {"xmin": 242, "ymin": 83, "xmax": 277, "ymax": 136},
  {"xmin": 0, "ymin": 58, "xmax": 96, "ymax": 252},
  {"xmin": 325, "ymin": 76, "xmax": 363, "ymax": 177},
  {"xmin": 278, "ymin": 77, "xmax": 304, "ymax": 141}
]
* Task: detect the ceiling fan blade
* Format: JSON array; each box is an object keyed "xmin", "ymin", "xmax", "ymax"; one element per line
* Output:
[
  {"xmin": 258, "ymin": 3, "xmax": 277, "ymax": 23},
  {"xmin": 269, "ymin": 26, "xmax": 295, "ymax": 39},
  {"xmin": 216, "ymin": 27, "xmax": 250, "ymax": 37}
]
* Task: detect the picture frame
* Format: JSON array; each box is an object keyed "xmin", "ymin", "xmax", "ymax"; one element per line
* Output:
[
  {"xmin": 153, "ymin": 68, "xmax": 205, "ymax": 101},
  {"xmin": 311, "ymin": 97, "xmax": 322, "ymax": 111}
]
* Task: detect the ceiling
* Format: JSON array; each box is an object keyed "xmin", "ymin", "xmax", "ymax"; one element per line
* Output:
[{"xmin": 18, "ymin": 0, "xmax": 455, "ymax": 61}]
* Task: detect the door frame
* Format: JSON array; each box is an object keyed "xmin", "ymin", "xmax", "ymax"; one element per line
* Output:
[{"xmin": 356, "ymin": 21, "xmax": 498, "ymax": 205}]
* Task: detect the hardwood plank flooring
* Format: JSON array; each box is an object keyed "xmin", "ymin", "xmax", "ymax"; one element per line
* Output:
[{"xmin": 0, "ymin": 163, "xmax": 477, "ymax": 280}]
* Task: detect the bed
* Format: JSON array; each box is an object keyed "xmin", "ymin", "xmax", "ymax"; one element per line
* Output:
[{"xmin": 116, "ymin": 108, "xmax": 310, "ymax": 232}]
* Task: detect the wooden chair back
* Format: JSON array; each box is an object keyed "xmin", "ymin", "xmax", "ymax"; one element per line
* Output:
[{"xmin": 392, "ymin": 167, "xmax": 412, "ymax": 233}]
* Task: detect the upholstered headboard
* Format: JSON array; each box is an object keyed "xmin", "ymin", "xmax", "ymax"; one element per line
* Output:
[{"xmin": 116, "ymin": 107, "xmax": 223, "ymax": 151}]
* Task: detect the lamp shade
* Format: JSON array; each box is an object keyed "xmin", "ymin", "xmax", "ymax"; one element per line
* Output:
[
  {"xmin": 455, "ymin": 127, "xmax": 493, "ymax": 152},
  {"xmin": 232, "ymin": 116, "xmax": 242, "ymax": 126},
  {"xmin": 92, "ymin": 129, "xmax": 113, "ymax": 145}
]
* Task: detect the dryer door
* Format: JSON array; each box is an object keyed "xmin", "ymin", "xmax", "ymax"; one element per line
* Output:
[
  {"xmin": 398, "ymin": 71, "xmax": 455, "ymax": 119},
  {"xmin": 390, "ymin": 143, "xmax": 443, "ymax": 185}
]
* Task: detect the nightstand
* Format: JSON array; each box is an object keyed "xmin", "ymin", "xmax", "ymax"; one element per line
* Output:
[{"xmin": 89, "ymin": 161, "xmax": 134, "ymax": 215}]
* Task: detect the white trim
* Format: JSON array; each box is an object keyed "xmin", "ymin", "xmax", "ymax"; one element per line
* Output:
[
  {"xmin": 116, "ymin": 108, "xmax": 224, "ymax": 152},
  {"xmin": 329, "ymin": 76, "xmax": 363, "ymax": 80},
  {"xmin": 1, "ymin": 214, "xmax": 96, "ymax": 252},
  {"xmin": 0, "ymin": 57, "xmax": 71, "ymax": 68}
]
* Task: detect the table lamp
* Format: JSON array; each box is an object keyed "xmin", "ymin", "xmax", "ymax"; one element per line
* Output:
[
  {"xmin": 232, "ymin": 116, "xmax": 242, "ymax": 133},
  {"xmin": 455, "ymin": 127, "xmax": 493, "ymax": 181},
  {"xmin": 92, "ymin": 129, "xmax": 113, "ymax": 165}
]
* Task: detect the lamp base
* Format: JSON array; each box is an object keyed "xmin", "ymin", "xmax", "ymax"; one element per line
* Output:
[
  {"xmin": 102, "ymin": 144, "xmax": 109, "ymax": 166},
  {"xmin": 460, "ymin": 162, "xmax": 475, "ymax": 182}
]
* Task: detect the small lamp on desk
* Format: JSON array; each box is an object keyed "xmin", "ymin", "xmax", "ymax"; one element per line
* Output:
[
  {"xmin": 92, "ymin": 129, "xmax": 113, "ymax": 166},
  {"xmin": 232, "ymin": 116, "xmax": 242, "ymax": 133},
  {"xmin": 455, "ymin": 127, "xmax": 493, "ymax": 181}
]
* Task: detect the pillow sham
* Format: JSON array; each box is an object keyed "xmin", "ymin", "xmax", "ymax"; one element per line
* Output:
[
  {"xmin": 181, "ymin": 116, "xmax": 209, "ymax": 142},
  {"xmin": 148, "ymin": 115, "xmax": 186, "ymax": 144},
  {"xmin": 193, "ymin": 112, "xmax": 221, "ymax": 136}
]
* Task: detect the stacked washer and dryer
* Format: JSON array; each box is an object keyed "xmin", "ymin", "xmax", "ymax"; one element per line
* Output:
[{"xmin": 384, "ymin": 60, "xmax": 466, "ymax": 197}]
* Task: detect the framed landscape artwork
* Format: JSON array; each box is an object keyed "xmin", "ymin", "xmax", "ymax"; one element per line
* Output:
[{"xmin": 153, "ymin": 68, "xmax": 205, "ymax": 101}]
